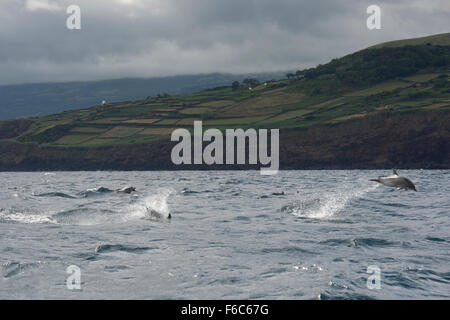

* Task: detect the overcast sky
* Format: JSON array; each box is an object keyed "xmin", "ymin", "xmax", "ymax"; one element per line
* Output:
[{"xmin": 0, "ymin": 0, "xmax": 448, "ymax": 85}]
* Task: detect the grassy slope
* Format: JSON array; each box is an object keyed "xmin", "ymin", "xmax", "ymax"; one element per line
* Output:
[
  {"xmin": 0, "ymin": 33, "xmax": 449, "ymax": 169},
  {"xmin": 369, "ymin": 32, "xmax": 450, "ymax": 49}
]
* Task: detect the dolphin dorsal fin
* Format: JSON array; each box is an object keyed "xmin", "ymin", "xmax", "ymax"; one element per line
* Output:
[{"xmin": 393, "ymin": 169, "xmax": 399, "ymax": 176}]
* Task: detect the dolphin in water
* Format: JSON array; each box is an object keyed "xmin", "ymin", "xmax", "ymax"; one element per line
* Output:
[
  {"xmin": 370, "ymin": 170, "xmax": 417, "ymax": 191},
  {"xmin": 117, "ymin": 187, "xmax": 137, "ymax": 194},
  {"xmin": 146, "ymin": 207, "xmax": 172, "ymax": 220}
]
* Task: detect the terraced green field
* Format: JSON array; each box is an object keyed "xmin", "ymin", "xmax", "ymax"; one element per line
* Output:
[
  {"xmin": 5, "ymin": 69, "xmax": 447, "ymax": 147},
  {"xmin": 2, "ymin": 34, "xmax": 449, "ymax": 148}
]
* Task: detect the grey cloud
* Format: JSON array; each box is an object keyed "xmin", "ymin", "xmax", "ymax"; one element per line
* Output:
[{"xmin": 0, "ymin": 0, "xmax": 448, "ymax": 85}]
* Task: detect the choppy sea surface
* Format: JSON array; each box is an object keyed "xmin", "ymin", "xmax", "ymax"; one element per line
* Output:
[{"xmin": 0, "ymin": 170, "xmax": 448, "ymax": 299}]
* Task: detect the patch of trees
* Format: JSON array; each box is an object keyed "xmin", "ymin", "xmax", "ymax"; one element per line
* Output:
[
  {"xmin": 286, "ymin": 71, "xmax": 306, "ymax": 80},
  {"xmin": 286, "ymin": 73, "xmax": 295, "ymax": 80},
  {"xmin": 242, "ymin": 78, "xmax": 260, "ymax": 88},
  {"xmin": 204, "ymin": 85, "xmax": 230, "ymax": 92},
  {"xmin": 19, "ymin": 124, "xmax": 74, "ymax": 144},
  {"xmin": 432, "ymin": 78, "xmax": 449, "ymax": 89}
]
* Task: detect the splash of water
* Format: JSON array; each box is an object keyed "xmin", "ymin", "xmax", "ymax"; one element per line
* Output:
[
  {"xmin": 284, "ymin": 184, "xmax": 378, "ymax": 219},
  {"xmin": 127, "ymin": 188, "xmax": 173, "ymax": 221},
  {"xmin": 78, "ymin": 187, "xmax": 113, "ymax": 198}
]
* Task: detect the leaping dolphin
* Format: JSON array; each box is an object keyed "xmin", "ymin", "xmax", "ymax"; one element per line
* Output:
[{"xmin": 370, "ymin": 170, "xmax": 417, "ymax": 191}]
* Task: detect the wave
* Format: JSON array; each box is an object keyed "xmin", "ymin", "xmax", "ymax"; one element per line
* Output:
[
  {"xmin": 181, "ymin": 188, "xmax": 199, "ymax": 195},
  {"xmin": 94, "ymin": 244, "xmax": 151, "ymax": 254},
  {"xmin": 319, "ymin": 237, "xmax": 396, "ymax": 248},
  {"xmin": 1, "ymin": 261, "xmax": 46, "ymax": 278}
]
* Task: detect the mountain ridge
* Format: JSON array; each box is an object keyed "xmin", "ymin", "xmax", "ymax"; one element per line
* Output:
[{"xmin": 0, "ymin": 71, "xmax": 287, "ymax": 120}]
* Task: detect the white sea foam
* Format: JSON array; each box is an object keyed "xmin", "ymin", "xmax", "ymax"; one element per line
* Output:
[{"xmin": 0, "ymin": 211, "xmax": 55, "ymax": 224}]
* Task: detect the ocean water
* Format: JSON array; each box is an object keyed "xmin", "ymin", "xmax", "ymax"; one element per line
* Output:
[{"xmin": 0, "ymin": 170, "xmax": 448, "ymax": 299}]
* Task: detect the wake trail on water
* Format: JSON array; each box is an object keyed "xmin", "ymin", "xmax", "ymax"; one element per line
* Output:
[
  {"xmin": 32, "ymin": 187, "xmax": 113, "ymax": 200},
  {"xmin": 282, "ymin": 183, "xmax": 379, "ymax": 219},
  {"xmin": 0, "ymin": 187, "xmax": 174, "ymax": 225},
  {"xmin": 77, "ymin": 187, "xmax": 114, "ymax": 198},
  {"xmin": 34, "ymin": 192, "xmax": 77, "ymax": 199}
]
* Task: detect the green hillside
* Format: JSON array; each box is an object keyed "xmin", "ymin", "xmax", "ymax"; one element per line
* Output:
[
  {"xmin": 0, "ymin": 33, "xmax": 449, "ymax": 170},
  {"xmin": 369, "ymin": 32, "xmax": 450, "ymax": 49}
]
